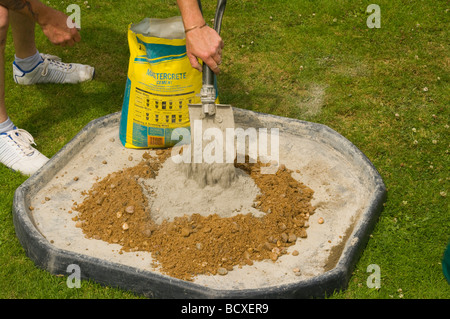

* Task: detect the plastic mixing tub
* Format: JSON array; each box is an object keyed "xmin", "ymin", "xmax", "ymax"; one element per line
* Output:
[{"xmin": 12, "ymin": 108, "xmax": 386, "ymax": 298}]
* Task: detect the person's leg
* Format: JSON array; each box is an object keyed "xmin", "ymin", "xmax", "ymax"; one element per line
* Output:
[
  {"xmin": 9, "ymin": 10, "xmax": 38, "ymax": 59},
  {"xmin": 0, "ymin": 8, "xmax": 49, "ymax": 176},
  {"xmin": 9, "ymin": 9, "xmax": 94, "ymax": 85},
  {"xmin": 0, "ymin": 5, "xmax": 10, "ymax": 125},
  {"xmin": 9, "ymin": 10, "xmax": 44, "ymax": 73}
]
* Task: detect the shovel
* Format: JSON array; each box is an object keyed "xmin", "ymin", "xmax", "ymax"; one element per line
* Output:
[{"xmin": 187, "ymin": 0, "xmax": 237, "ymax": 188}]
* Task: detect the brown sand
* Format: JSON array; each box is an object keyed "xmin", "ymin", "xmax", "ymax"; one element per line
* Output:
[{"xmin": 74, "ymin": 149, "xmax": 315, "ymax": 281}]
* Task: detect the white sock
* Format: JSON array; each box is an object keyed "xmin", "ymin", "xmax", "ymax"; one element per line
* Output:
[
  {"xmin": 14, "ymin": 50, "xmax": 43, "ymax": 72},
  {"xmin": 0, "ymin": 117, "xmax": 15, "ymax": 133}
]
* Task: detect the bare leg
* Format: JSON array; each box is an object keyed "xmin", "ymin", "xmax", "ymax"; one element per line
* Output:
[
  {"xmin": 7, "ymin": 7, "xmax": 93, "ymax": 86},
  {"xmin": 0, "ymin": 6, "xmax": 9, "ymax": 123},
  {"xmin": 9, "ymin": 9, "xmax": 37, "ymax": 59}
]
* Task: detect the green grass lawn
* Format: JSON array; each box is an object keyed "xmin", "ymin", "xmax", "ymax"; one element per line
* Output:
[{"xmin": 0, "ymin": 0, "xmax": 448, "ymax": 299}]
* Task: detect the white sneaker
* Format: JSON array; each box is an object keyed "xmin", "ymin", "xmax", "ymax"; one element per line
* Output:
[
  {"xmin": 0, "ymin": 128, "xmax": 49, "ymax": 176},
  {"xmin": 13, "ymin": 54, "xmax": 95, "ymax": 85}
]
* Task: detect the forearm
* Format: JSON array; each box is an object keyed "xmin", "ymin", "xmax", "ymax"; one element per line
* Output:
[
  {"xmin": 176, "ymin": 0, "xmax": 205, "ymax": 30},
  {"xmin": 1, "ymin": 0, "xmax": 80, "ymax": 46},
  {"xmin": 0, "ymin": 0, "xmax": 46, "ymax": 21}
]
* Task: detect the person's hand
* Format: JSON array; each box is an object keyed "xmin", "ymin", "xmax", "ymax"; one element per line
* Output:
[
  {"xmin": 185, "ymin": 25, "xmax": 224, "ymax": 74},
  {"xmin": 37, "ymin": 6, "xmax": 81, "ymax": 47}
]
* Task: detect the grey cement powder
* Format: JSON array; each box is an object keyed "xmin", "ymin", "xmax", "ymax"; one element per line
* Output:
[
  {"xmin": 141, "ymin": 158, "xmax": 264, "ymax": 225},
  {"xmin": 182, "ymin": 162, "xmax": 237, "ymax": 189}
]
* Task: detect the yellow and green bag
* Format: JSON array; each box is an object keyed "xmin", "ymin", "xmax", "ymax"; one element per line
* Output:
[{"xmin": 119, "ymin": 16, "xmax": 214, "ymax": 149}]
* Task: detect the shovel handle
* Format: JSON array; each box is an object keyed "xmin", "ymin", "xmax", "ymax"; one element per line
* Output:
[{"xmin": 198, "ymin": 0, "xmax": 227, "ymax": 86}]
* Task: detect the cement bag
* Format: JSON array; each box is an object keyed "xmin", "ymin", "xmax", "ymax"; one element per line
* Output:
[{"xmin": 119, "ymin": 16, "xmax": 214, "ymax": 148}]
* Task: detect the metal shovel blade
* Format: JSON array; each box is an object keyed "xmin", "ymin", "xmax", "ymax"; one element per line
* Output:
[
  {"xmin": 188, "ymin": 103, "xmax": 235, "ymax": 160},
  {"xmin": 188, "ymin": 103, "xmax": 235, "ymax": 133},
  {"xmin": 187, "ymin": 103, "xmax": 237, "ymax": 188}
]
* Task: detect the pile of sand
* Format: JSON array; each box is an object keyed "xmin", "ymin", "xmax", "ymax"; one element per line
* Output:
[
  {"xmin": 142, "ymin": 159, "xmax": 264, "ymax": 224},
  {"xmin": 74, "ymin": 149, "xmax": 316, "ymax": 281}
]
